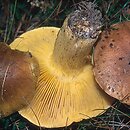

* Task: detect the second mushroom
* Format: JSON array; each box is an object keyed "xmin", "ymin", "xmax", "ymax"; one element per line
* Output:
[{"xmin": 93, "ymin": 21, "xmax": 130, "ymax": 105}]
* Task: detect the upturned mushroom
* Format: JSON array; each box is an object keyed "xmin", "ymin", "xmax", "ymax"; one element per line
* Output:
[
  {"xmin": 93, "ymin": 21, "xmax": 130, "ymax": 105},
  {"xmin": 0, "ymin": 43, "xmax": 39, "ymax": 118},
  {"xmin": 10, "ymin": 2, "xmax": 113, "ymax": 128}
]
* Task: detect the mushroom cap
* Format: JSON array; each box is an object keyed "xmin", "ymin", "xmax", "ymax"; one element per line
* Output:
[
  {"xmin": 0, "ymin": 43, "xmax": 39, "ymax": 117},
  {"xmin": 10, "ymin": 27, "xmax": 113, "ymax": 128},
  {"xmin": 93, "ymin": 21, "xmax": 130, "ymax": 105}
]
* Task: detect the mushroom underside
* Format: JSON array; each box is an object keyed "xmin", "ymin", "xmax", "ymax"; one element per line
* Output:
[{"xmin": 10, "ymin": 27, "xmax": 113, "ymax": 128}]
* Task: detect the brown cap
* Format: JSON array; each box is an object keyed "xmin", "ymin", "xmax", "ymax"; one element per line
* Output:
[
  {"xmin": 0, "ymin": 43, "xmax": 39, "ymax": 117},
  {"xmin": 93, "ymin": 21, "xmax": 130, "ymax": 105},
  {"xmin": 10, "ymin": 27, "xmax": 113, "ymax": 128}
]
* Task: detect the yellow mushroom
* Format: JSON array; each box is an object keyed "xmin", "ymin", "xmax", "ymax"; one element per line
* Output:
[{"xmin": 10, "ymin": 1, "xmax": 113, "ymax": 128}]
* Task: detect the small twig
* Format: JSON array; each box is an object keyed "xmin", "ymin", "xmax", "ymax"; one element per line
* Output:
[
  {"xmin": 55, "ymin": 0, "xmax": 63, "ymax": 16},
  {"xmin": 111, "ymin": 106, "xmax": 130, "ymax": 119},
  {"xmin": 5, "ymin": 0, "xmax": 18, "ymax": 42},
  {"xmin": 14, "ymin": 13, "xmax": 26, "ymax": 39},
  {"xmin": 1, "ymin": 63, "xmax": 11, "ymax": 101}
]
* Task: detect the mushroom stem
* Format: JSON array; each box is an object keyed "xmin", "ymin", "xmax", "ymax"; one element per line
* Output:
[{"xmin": 52, "ymin": 2, "xmax": 102, "ymax": 74}]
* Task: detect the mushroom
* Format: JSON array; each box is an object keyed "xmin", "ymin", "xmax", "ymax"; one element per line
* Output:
[
  {"xmin": 10, "ymin": 2, "xmax": 113, "ymax": 128},
  {"xmin": 93, "ymin": 21, "xmax": 130, "ymax": 105},
  {"xmin": 0, "ymin": 43, "xmax": 39, "ymax": 118}
]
